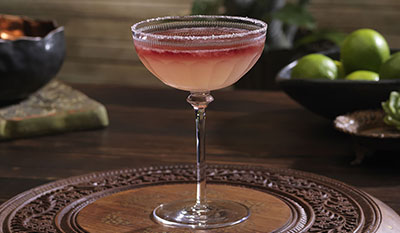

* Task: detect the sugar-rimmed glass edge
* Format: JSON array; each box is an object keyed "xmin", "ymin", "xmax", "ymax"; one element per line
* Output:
[{"xmin": 131, "ymin": 15, "xmax": 267, "ymax": 43}]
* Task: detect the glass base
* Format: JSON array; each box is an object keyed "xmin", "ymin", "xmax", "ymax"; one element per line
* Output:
[{"xmin": 152, "ymin": 199, "xmax": 250, "ymax": 229}]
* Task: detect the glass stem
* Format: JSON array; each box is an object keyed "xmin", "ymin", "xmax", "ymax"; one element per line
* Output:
[{"xmin": 187, "ymin": 92, "xmax": 214, "ymax": 209}]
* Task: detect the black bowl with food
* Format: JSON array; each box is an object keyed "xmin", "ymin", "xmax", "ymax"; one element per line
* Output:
[
  {"xmin": 275, "ymin": 50, "xmax": 400, "ymax": 119},
  {"xmin": 0, "ymin": 14, "xmax": 65, "ymax": 105}
]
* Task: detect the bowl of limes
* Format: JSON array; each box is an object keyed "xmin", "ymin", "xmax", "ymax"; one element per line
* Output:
[{"xmin": 276, "ymin": 28, "xmax": 400, "ymax": 119}]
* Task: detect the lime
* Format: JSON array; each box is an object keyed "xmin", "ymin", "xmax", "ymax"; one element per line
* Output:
[
  {"xmin": 380, "ymin": 52, "xmax": 400, "ymax": 79},
  {"xmin": 340, "ymin": 29, "xmax": 390, "ymax": 73},
  {"xmin": 291, "ymin": 54, "xmax": 337, "ymax": 80},
  {"xmin": 334, "ymin": 60, "xmax": 346, "ymax": 79},
  {"xmin": 345, "ymin": 70, "xmax": 379, "ymax": 81}
]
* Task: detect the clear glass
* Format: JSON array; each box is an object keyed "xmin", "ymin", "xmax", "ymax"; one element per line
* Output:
[{"xmin": 131, "ymin": 15, "xmax": 267, "ymax": 229}]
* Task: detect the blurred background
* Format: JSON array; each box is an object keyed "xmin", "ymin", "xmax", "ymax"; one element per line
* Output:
[{"xmin": 0, "ymin": 0, "xmax": 399, "ymax": 89}]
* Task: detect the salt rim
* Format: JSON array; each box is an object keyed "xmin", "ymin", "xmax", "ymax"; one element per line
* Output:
[{"xmin": 131, "ymin": 15, "xmax": 267, "ymax": 41}]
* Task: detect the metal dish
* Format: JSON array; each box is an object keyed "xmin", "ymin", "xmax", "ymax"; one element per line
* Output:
[{"xmin": 334, "ymin": 109, "xmax": 400, "ymax": 163}]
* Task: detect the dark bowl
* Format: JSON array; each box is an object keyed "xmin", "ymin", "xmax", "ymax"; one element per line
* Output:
[
  {"xmin": 0, "ymin": 14, "xmax": 65, "ymax": 105},
  {"xmin": 276, "ymin": 50, "xmax": 400, "ymax": 119}
]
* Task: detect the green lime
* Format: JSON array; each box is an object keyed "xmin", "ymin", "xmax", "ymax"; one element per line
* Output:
[
  {"xmin": 340, "ymin": 29, "xmax": 390, "ymax": 73},
  {"xmin": 334, "ymin": 60, "xmax": 346, "ymax": 79},
  {"xmin": 380, "ymin": 52, "xmax": 400, "ymax": 79},
  {"xmin": 345, "ymin": 70, "xmax": 379, "ymax": 81},
  {"xmin": 291, "ymin": 54, "xmax": 337, "ymax": 80}
]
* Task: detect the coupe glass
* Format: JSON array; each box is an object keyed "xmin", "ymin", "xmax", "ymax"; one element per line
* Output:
[{"xmin": 131, "ymin": 15, "xmax": 267, "ymax": 229}]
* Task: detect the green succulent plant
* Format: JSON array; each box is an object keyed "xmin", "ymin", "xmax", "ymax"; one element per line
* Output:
[{"xmin": 382, "ymin": 91, "xmax": 400, "ymax": 130}]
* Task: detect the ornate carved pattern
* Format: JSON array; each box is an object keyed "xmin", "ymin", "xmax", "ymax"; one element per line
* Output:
[
  {"xmin": 0, "ymin": 165, "xmax": 381, "ymax": 233},
  {"xmin": 334, "ymin": 109, "xmax": 400, "ymax": 138}
]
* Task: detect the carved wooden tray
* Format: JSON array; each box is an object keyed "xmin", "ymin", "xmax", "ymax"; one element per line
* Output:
[{"xmin": 0, "ymin": 164, "xmax": 399, "ymax": 233}]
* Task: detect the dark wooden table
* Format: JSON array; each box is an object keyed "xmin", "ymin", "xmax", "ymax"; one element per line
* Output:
[{"xmin": 0, "ymin": 84, "xmax": 399, "ymax": 215}]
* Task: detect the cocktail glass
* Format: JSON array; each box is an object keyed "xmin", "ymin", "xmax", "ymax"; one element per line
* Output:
[{"xmin": 131, "ymin": 15, "xmax": 267, "ymax": 229}]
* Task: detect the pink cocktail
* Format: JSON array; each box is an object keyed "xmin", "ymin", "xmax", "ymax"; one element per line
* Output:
[
  {"xmin": 131, "ymin": 15, "xmax": 267, "ymax": 229},
  {"xmin": 134, "ymin": 27, "xmax": 265, "ymax": 92}
]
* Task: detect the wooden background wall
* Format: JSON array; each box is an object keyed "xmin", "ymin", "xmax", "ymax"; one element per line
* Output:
[{"xmin": 1, "ymin": 0, "xmax": 399, "ymax": 88}]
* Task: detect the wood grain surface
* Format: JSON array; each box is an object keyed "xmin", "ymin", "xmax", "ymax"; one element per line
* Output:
[
  {"xmin": 0, "ymin": 84, "xmax": 398, "ymax": 218},
  {"xmin": 77, "ymin": 184, "xmax": 292, "ymax": 233}
]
